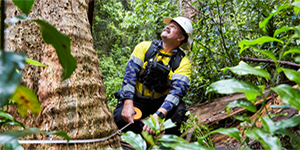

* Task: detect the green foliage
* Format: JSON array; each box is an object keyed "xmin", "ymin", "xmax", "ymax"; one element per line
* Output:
[
  {"xmin": 26, "ymin": 58, "xmax": 50, "ymax": 71},
  {"xmin": 33, "ymin": 20, "xmax": 76, "ymax": 81},
  {"xmin": 0, "ymin": 52, "xmax": 27, "ymax": 107},
  {"xmin": 10, "ymin": 85, "xmax": 41, "ymax": 117},
  {"xmin": 205, "ymin": 3, "xmax": 300, "ymax": 149},
  {"xmin": 12, "ymin": 0, "xmax": 35, "ymax": 15},
  {"xmin": 119, "ymin": 117, "xmax": 215, "ymax": 150}
]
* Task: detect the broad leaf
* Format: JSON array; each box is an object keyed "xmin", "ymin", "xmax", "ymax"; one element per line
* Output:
[
  {"xmin": 3, "ymin": 139, "xmax": 22, "ymax": 150},
  {"xmin": 292, "ymin": 1, "xmax": 300, "ymax": 15},
  {"xmin": 226, "ymin": 99, "xmax": 257, "ymax": 115},
  {"xmin": 12, "ymin": 0, "xmax": 35, "ymax": 15},
  {"xmin": 275, "ymin": 115, "xmax": 300, "ymax": 129},
  {"xmin": 239, "ymin": 37, "xmax": 283, "ymax": 53},
  {"xmin": 296, "ymin": 26, "xmax": 300, "ymax": 38},
  {"xmin": 10, "ymin": 85, "xmax": 41, "ymax": 117},
  {"xmin": 47, "ymin": 131, "xmax": 70, "ymax": 142},
  {"xmin": 271, "ymin": 84, "xmax": 300, "ymax": 110},
  {"xmin": 211, "ymin": 128, "xmax": 241, "ymax": 142},
  {"xmin": 0, "ymin": 52, "xmax": 27, "ymax": 107},
  {"xmin": 251, "ymin": 46, "xmax": 277, "ymax": 65},
  {"xmin": 33, "ymin": 20, "xmax": 77, "ymax": 81},
  {"xmin": 121, "ymin": 131, "xmax": 146, "ymax": 150},
  {"xmin": 274, "ymin": 26, "xmax": 293, "ymax": 37},
  {"xmin": 143, "ymin": 115, "xmax": 159, "ymax": 132},
  {"xmin": 260, "ymin": 117, "xmax": 276, "ymax": 134},
  {"xmin": 233, "ymin": 115, "xmax": 251, "ymax": 123},
  {"xmin": 0, "ymin": 128, "xmax": 46, "ymax": 145},
  {"xmin": 296, "ymin": 56, "xmax": 300, "ymax": 62},
  {"xmin": 259, "ymin": 5, "xmax": 291, "ymax": 32},
  {"xmin": 207, "ymin": 79, "xmax": 262, "ymax": 96},
  {"xmin": 173, "ymin": 142, "xmax": 216, "ymax": 150},
  {"xmin": 26, "ymin": 58, "xmax": 50, "ymax": 71},
  {"xmin": 270, "ymin": 104, "xmax": 293, "ymax": 109},
  {"xmin": 162, "ymin": 119, "xmax": 176, "ymax": 130},
  {"xmin": 245, "ymin": 93, "xmax": 258, "ymax": 103},
  {"xmin": 246, "ymin": 128, "xmax": 282, "ymax": 150},
  {"xmin": 283, "ymin": 47, "xmax": 300, "ymax": 57},
  {"xmin": 141, "ymin": 131, "xmax": 155, "ymax": 146},
  {"xmin": 224, "ymin": 61, "xmax": 270, "ymax": 79},
  {"xmin": 0, "ymin": 111, "xmax": 25, "ymax": 129},
  {"xmin": 277, "ymin": 67, "xmax": 300, "ymax": 86},
  {"xmin": 277, "ymin": 128, "xmax": 300, "ymax": 149},
  {"xmin": 158, "ymin": 135, "xmax": 188, "ymax": 148}
]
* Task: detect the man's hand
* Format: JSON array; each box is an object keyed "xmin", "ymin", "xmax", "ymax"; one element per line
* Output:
[
  {"xmin": 143, "ymin": 108, "xmax": 167, "ymax": 134},
  {"xmin": 121, "ymin": 99, "xmax": 134, "ymax": 123}
]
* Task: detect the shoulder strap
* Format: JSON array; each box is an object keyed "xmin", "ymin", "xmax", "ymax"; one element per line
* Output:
[
  {"xmin": 145, "ymin": 40, "xmax": 185, "ymax": 71},
  {"xmin": 170, "ymin": 49, "xmax": 185, "ymax": 72},
  {"xmin": 144, "ymin": 39, "xmax": 160, "ymax": 62}
]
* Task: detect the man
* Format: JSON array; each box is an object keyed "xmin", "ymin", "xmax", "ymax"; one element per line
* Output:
[{"xmin": 113, "ymin": 16, "xmax": 192, "ymax": 135}]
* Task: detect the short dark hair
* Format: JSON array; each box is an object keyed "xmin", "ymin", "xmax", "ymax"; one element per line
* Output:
[{"xmin": 171, "ymin": 20, "xmax": 188, "ymax": 44}]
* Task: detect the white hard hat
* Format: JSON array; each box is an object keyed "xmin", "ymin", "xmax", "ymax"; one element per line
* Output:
[{"xmin": 163, "ymin": 16, "xmax": 193, "ymax": 50}]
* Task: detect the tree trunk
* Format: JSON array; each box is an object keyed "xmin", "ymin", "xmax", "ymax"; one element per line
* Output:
[{"xmin": 5, "ymin": 0, "xmax": 121, "ymax": 149}]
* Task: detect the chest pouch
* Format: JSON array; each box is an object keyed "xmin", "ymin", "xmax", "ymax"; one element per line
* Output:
[{"xmin": 138, "ymin": 56, "xmax": 171, "ymax": 99}]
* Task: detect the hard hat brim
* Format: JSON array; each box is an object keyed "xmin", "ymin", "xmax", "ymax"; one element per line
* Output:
[{"xmin": 163, "ymin": 17, "xmax": 173, "ymax": 25}]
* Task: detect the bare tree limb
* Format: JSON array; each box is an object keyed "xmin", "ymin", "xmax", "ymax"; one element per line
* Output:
[{"xmin": 240, "ymin": 57, "xmax": 300, "ymax": 68}]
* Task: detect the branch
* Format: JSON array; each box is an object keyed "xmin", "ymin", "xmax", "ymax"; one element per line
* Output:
[{"xmin": 240, "ymin": 57, "xmax": 300, "ymax": 68}]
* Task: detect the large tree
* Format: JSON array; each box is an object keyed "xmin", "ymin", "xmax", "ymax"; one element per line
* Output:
[{"xmin": 5, "ymin": 0, "xmax": 120, "ymax": 149}]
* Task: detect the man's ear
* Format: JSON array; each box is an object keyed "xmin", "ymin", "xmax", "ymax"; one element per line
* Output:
[{"xmin": 177, "ymin": 34, "xmax": 185, "ymax": 42}]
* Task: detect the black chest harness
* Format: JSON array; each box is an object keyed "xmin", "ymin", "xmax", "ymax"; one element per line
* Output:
[{"xmin": 138, "ymin": 40, "xmax": 185, "ymax": 99}]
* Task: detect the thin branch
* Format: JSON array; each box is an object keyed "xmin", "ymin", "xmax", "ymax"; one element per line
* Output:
[
  {"xmin": 216, "ymin": 0, "xmax": 234, "ymax": 66},
  {"xmin": 240, "ymin": 57, "xmax": 300, "ymax": 68}
]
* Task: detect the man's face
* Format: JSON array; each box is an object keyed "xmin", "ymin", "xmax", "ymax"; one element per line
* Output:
[{"xmin": 161, "ymin": 22, "xmax": 184, "ymax": 43}]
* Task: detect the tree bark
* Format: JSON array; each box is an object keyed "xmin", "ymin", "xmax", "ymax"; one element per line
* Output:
[{"xmin": 5, "ymin": 0, "xmax": 121, "ymax": 149}]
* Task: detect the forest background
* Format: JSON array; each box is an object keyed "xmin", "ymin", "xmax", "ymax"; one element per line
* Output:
[{"xmin": 94, "ymin": 0, "xmax": 300, "ymax": 110}]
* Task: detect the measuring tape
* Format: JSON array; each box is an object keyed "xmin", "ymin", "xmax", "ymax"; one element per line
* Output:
[{"xmin": 18, "ymin": 107, "xmax": 143, "ymax": 144}]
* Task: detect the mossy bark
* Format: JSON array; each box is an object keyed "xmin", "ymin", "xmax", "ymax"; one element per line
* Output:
[{"xmin": 5, "ymin": 0, "xmax": 121, "ymax": 149}]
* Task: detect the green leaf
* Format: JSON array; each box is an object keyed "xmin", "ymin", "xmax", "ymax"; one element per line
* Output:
[
  {"xmin": 245, "ymin": 128, "xmax": 282, "ymax": 150},
  {"xmin": 162, "ymin": 119, "xmax": 176, "ymax": 130},
  {"xmin": 224, "ymin": 61, "xmax": 270, "ymax": 79},
  {"xmin": 226, "ymin": 99, "xmax": 257, "ymax": 115},
  {"xmin": 47, "ymin": 131, "xmax": 70, "ymax": 142},
  {"xmin": 277, "ymin": 67, "xmax": 300, "ymax": 86},
  {"xmin": 274, "ymin": 26, "xmax": 293, "ymax": 37},
  {"xmin": 277, "ymin": 128, "xmax": 300, "ymax": 149},
  {"xmin": 12, "ymin": 0, "xmax": 35, "ymax": 15},
  {"xmin": 296, "ymin": 56, "xmax": 300, "ymax": 62},
  {"xmin": 158, "ymin": 135, "xmax": 188, "ymax": 148},
  {"xmin": 239, "ymin": 37, "xmax": 283, "ymax": 54},
  {"xmin": 3, "ymin": 139, "xmax": 23, "ymax": 150},
  {"xmin": 26, "ymin": 58, "xmax": 50, "ymax": 71},
  {"xmin": 295, "ymin": 26, "xmax": 300, "ymax": 37},
  {"xmin": 251, "ymin": 47, "xmax": 277, "ymax": 65},
  {"xmin": 275, "ymin": 115, "xmax": 300, "ymax": 129},
  {"xmin": 143, "ymin": 115, "xmax": 159, "ymax": 132},
  {"xmin": 245, "ymin": 93, "xmax": 258, "ymax": 103},
  {"xmin": 233, "ymin": 115, "xmax": 251, "ymax": 123},
  {"xmin": 141, "ymin": 131, "xmax": 155, "ymax": 146},
  {"xmin": 173, "ymin": 142, "xmax": 216, "ymax": 150},
  {"xmin": 292, "ymin": 1, "xmax": 300, "ymax": 15},
  {"xmin": 121, "ymin": 131, "xmax": 146, "ymax": 150},
  {"xmin": 207, "ymin": 79, "xmax": 262, "ymax": 96},
  {"xmin": 33, "ymin": 20, "xmax": 77, "ymax": 81},
  {"xmin": 271, "ymin": 84, "xmax": 300, "ymax": 110},
  {"xmin": 212, "ymin": 128, "xmax": 241, "ymax": 142},
  {"xmin": 0, "ymin": 128, "xmax": 46, "ymax": 145},
  {"xmin": 0, "ymin": 52, "xmax": 27, "ymax": 107},
  {"xmin": 259, "ymin": 5, "xmax": 291, "ymax": 32},
  {"xmin": 10, "ymin": 85, "xmax": 41, "ymax": 118},
  {"xmin": 0, "ymin": 111, "xmax": 14, "ymax": 121},
  {"xmin": 260, "ymin": 117, "xmax": 276, "ymax": 134},
  {"xmin": 283, "ymin": 47, "xmax": 300, "ymax": 57},
  {"xmin": 9, "ymin": 15, "xmax": 31, "ymax": 24},
  {"xmin": 270, "ymin": 104, "xmax": 293, "ymax": 109}
]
